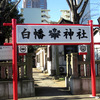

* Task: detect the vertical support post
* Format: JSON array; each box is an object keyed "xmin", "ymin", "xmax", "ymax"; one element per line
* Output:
[
  {"xmin": 12, "ymin": 19, "xmax": 18, "ymax": 100},
  {"xmin": 26, "ymin": 53, "xmax": 32, "ymax": 79},
  {"xmin": 89, "ymin": 20, "xmax": 96, "ymax": 97}
]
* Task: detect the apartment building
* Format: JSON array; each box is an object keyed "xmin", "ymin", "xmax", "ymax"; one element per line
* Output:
[
  {"xmin": 22, "ymin": 0, "xmax": 47, "ymax": 9},
  {"xmin": 22, "ymin": 0, "xmax": 50, "ymax": 24}
]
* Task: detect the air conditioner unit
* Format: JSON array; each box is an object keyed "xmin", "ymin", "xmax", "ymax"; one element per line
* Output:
[{"xmin": 59, "ymin": 66, "xmax": 66, "ymax": 75}]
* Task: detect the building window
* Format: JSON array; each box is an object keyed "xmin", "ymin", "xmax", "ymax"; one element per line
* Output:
[
  {"xmin": 42, "ymin": 15, "xmax": 46, "ymax": 18},
  {"xmin": 26, "ymin": 0, "xmax": 31, "ymax": 8},
  {"xmin": 41, "ymin": 11, "xmax": 45, "ymax": 13}
]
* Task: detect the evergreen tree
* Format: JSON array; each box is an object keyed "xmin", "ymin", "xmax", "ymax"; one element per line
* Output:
[{"xmin": 0, "ymin": 0, "xmax": 23, "ymax": 44}]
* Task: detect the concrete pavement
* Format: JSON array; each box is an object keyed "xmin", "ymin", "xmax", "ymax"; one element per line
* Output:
[
  {"xmin": 7, "ymin": 68, "xmax": 100, "ymax": 100},
  {"xmin": 7, "ymin": 94, "xmax": 100, "ymax": 100}
]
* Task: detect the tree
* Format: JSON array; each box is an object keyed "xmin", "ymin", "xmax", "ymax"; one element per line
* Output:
[
  {"xmin": 66, "ymin": 0, "xmax": 89, "ymax": 24},
  {"xmin": 0, "ymin": 0, "xmax": 23, "ymax": 44},
  {"xmin": 98, "ymin": 17, "xmax": 100, "ymax": 24}
]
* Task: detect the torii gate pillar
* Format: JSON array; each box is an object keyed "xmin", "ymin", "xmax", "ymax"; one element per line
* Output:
[
  {"xmin": 89, "ymin": 20, "xmax": 96, "ymax": 97},
  {"xmin": 12, "ymin": 19, "xmax": 18, "ymax": 100}
]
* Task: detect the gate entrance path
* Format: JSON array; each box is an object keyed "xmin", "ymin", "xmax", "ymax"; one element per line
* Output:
[
  {"xmin": 33, "ymin": 68, "xmax": 70, "ymax": 96},
  {"xmin": 4, "ymin": 19, "xmax": 100, "ymax": 100},
  {"xmin": 8, "ymin": 68, "xmax": 100, "ymax": 100}
]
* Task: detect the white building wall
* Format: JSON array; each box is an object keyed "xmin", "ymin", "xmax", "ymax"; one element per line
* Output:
[
  {"xmin": 21, "ymin": 8, "xmax": 50, "ymax": 24},
  {"xmin": 21, "ymin": 8, "xmax": 41, "ymax": 23},
  {"xmin": 47, "ymin": 45, "xmax": 52, "ymax": 75},
  {"xmin": 60, "ymin": 10, "xmax": 71, "ymax": 21},
  {"xmin": 94, "ymin": 31, "xmax": 100, "ymax": 75},
  {"xmin": 41, "ymin": 9, "xmax": 50, "ymax": 23},
  {"xmin": 94, "ymin": 32, "xmax": 100, "ymax": 60},
  {"xmin": 36, "ymin": 48, "xmax": 45, "ymax": 71}
]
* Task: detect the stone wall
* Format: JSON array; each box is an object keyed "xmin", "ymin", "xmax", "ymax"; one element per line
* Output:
[
  {"xmin": 0, "ymin": 80, "xmax": 35, "ymax": 99},
  {"xmin": 69, "ymin": 77, "xmax": 100, "ymax": 94},
  {"xmin": 66, "ymin": 53, "xmax": 100, "ymax": 95}
]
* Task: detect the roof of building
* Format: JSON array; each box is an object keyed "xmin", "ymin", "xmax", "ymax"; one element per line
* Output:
[{"xmin": 58, "ymin": 18, "xmax": 73, "ymax": 24}]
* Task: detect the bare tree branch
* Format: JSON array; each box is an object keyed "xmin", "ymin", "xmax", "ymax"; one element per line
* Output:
[
  {"xmin": 0, "ymin": 0, "xmax": 8, "ymax": 15},
  {"xmin": 10, "ymin": 0, "xmax": 21, "ymax": 13},
  {"xmin": 79, "ymin": 0, "xmax": 89, "ymax": 18},
  {"xmin": 84, "ymin": 10, "xmax": 90, "ymax": 17},
  {"xmin": 0, "ymin": 0, "xmax": 5, "ymax": 5},
  {"xmin": 76, "ymin": 0, "xmax": 83, "ymax": 9},
  {"xmin": 66, "ymin": 0, "xmax": 89, "ymax": 24},
  {"xmin": 74, "ymin": 0, "xmax": 77, "ymax": 6},
  {"xmin": 81, "ymin": 13, "xmax": 98, "ymax": 24},
  {"xmin": 81, "ymin": 14, "xmax": 90, "ymax": 24},
  {"xmin": 71, "ymin": 0, "xmax": 74, "ymax": 10},
  {"xmin": 5, "ymin": 0, "xmax": 21, "ymax": 20},
  {"xmin": 3, "ymin": 0, "xmax": 8, "ymax": 10},
  {"xmin": 66, "ymin": 0, "xmax": 72, "ymax": 10}
]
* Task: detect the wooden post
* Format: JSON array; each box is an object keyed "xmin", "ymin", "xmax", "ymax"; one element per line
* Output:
[
  {"xmin": 71, "ymin": 53, "xmax": 78, "ymax": 78},
  {"xmin": 26, "ymin": 53, "xmax": 33, "ymax": 79}
]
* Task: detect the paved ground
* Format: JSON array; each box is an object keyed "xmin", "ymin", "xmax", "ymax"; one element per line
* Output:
[
  {"xmin": 33, "ymin": 68, "xmax": 70, "ymax": 97},
  {"xmin": 8, "ymin": 68, "xmax": 100, "ymax": 100}
]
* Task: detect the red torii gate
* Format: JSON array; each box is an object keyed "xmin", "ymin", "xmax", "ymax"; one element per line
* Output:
[{"xmin": 3, "ymin": 19, "xmax": 100, "ymax": 100}]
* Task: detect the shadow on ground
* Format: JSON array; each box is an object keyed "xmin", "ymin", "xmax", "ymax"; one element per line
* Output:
[{"xmin": 35, "ymin": 86, "xmax": 71, "ymax": 96}]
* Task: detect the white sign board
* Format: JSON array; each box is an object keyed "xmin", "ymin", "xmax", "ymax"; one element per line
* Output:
[
  {"xmin": 16, "ymin": 25, "xmax": 91, "ymax": 44},
  {"xmin": 18, "ymin": 45, "xmax": 28, "ymax": 53},
  {"xmin": 0, "ymin": 46, "xmax": 12, "ymax": 60},
  {"xmin": 78, "ymin": 45, "xmax": 87, "ymax": 55}
]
